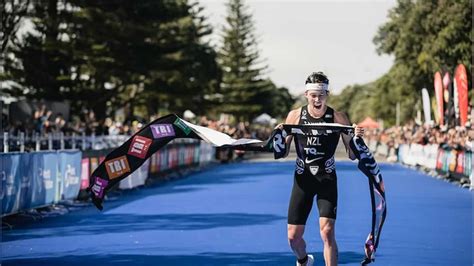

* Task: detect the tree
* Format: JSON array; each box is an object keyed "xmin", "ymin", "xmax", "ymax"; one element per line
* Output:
[
  {"xmin": 0, "ymin": 0, "xmax": 31, "ymax": 52},
  {"xmin": 258, "ymin": 80, "xmax": 294, "ymax": 119},
  {"xmin": 370, "ymin": 0, "xmax": 472, "ymax": 125},
  {"xmin": 3, "ymin": 0, "xmax": 220, "ymax": 119},
  {"xmin": 4, "ymin": 0, "xmax": 78, "ymax": 102},
  {"xmin": 217, "ymin": 0, "xmax": 272, "ymax": 121},
  {"xmin": 334, "ymin": 0, "xmax": 473, "ymax": 127},
  {"xmin": 329, "ymin": 83, "xmax": 375, "ymax": 124}
]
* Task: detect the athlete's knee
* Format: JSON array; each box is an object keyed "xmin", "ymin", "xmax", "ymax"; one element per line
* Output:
[
  {"xmin": 319, "ymin": 222, "xmax": 335, "ymax": 244},
  {"xmin": 288, "ymin": 225, "xmax": 304, "ymax": 246},
  {"xmin": 288, "ymin": 234, "xmax": 303, "ymax": 246}
]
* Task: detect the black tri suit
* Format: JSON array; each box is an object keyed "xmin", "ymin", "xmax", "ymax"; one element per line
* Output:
[{"xmin": 288, "ymin": 105, "xmax": 341, "ymax": 225}]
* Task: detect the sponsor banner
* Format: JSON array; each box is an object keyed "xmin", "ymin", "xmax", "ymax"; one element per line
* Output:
[
  {"xmin": 199, "ymin": 142, "xmax": 215, "ymax": 165},
  {"xmin": 149, "ymin": 151, "xmax": 160, "ymax": 174},
  {"xmin": 58, "ymin": 151, "xmax": 82, "ymax": 200},
  {"xmin": 18, "ymin": 153, "xmax": 32, "ymax": 210},
  {"xmin": 376, "ymin": 143, "xmax": 388, "ymax": 157},
  {"xmin": 448, "ymin": 149, "xmax": 457, "ymax": 172},
  {"xmin": 29, "ymin": 152, "xmax": 58, "ymax": 208},
  {"xmin": 435, "ymin": 148, "xmax": 444, "ymax": 170},
  {"xmin": 423, "ymin": 144, "xmax": 439, "ymax": 169},
  {"xmin": 413, "ymin": 144, "xmax": 425, "ymax": 166},
  {"xmin": 434, "ymin": 147, "xmax": 472, "ymax": 179},
  {"xmin": 187, "ymin": 146, "xmax": 195, "ymax": 165},
  {"xmin": 81, "ymin": 158, "xmax": 90, "ymax": 190},
  {"xmin": 168, "ymin": 146, "xmax": 178, "ymax": 169},
  {"xmin": 120, "ymin": 159, "xmax": 150, "ymax": 190},
  {"xmin": 368, "ymin": 140, "xmax": 377, "ymax": 153},
  {"xmin": 398, "ymin": 144, "xmax": 408, "ymax": 164},
  {"xmin": 454, "ymin": 64, "xmax": 469, "ymax": 126},
  {"xmin": 400, "ymin": 144, "xmax": 450, "ymax": 171},
  {"xmin": 193, "ymin": 144, "xmax": 200, "ymax": 164},
  {"xmin": 414, "ymin": 144, "xmax": 423, "ymax": 166},
  {"xmin": 1, "ymin": 153, "xmax": 22, "ymax": 215},
  {"xmin": 443, "ymin": 72, "xmax": 453, "ymax": 127},
  {"xmin": 464, "ymin": 151, "xmax": 472, "ymax": 177},
  {"xmin": 421, "ymin": 88, "xmax": 432, "ymax": 124},
  {"xmin": 455, "ymin": 151, "xmax": 465, "ymax": 174},
  {"xmin": 178, "ymin": 146, "xmax": 185, "ymax": 166},
  {"xmin": 434, "ymin": 71, "xmax": 444, "ymax": 125},
  {"xmin": 160, "ymin": 147, "xmax": 169, "ymax": 171},
  {"xmin": 403, "ymin": 145, "xmax": 417, "ymax": 166},
  {"xmin": 90, "ymin": 157, "xmax": 99, "ymax": 175}
]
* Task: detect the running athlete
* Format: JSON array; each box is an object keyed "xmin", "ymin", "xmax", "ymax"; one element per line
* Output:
[{"xmin": 277, "ymin": 72, "xmax": 365, "ymax": 266}]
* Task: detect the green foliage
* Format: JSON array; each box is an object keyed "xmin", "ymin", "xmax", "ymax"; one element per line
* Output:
[
  {"xmin": 257, "ymin": 80, "xmax": 294, "ymax": 119},
  {"xmin": 217, "ymin": 0, "xmax": 290, "ymax": 121},
  {"xmin": 0, "ymin": 0, "xmax": 31, "ymax": 53},
  {"xmin": 328, "ymin": 83, "xmax": 375, "ymax": 123},
  {"xmin": 3, "ymin": 0, "xmax": 219, "ymax": 118},
  {"xmin": 332, "ymin": 0, "xmax": 472, "ymax": 127}
]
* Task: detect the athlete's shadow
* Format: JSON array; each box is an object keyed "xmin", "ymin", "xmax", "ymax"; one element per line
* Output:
[
  {"xmin": 3, "ymin": 251, "xmax": 367, "ymax": 266},
  {"xmin": 2, "ymin": 212, "xmax": 285, "ymax": 242}
]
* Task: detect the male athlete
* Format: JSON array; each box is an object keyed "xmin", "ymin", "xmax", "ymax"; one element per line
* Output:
[{"xmin": 277, "ymin": 72, "xmax": 364, "ymax": 266}]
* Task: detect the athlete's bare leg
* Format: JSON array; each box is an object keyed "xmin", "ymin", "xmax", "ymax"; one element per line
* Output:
[
  {"xmin": 288, "ymin": 224, "xmax": 308, "ymax": 260},
  {"xmin": 320, "ymin": 217, "xmax": 338, "ymax": 266}
]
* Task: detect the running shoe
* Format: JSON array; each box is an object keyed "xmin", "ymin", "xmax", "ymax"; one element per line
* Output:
[{"xmin": 296, "ymin": 254, "xmax": 314, "ymax": 266}]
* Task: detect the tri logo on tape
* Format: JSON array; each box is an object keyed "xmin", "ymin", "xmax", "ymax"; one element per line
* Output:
[
  {"xmin": 91, "ymin": 177, "xmax": 108, "ymax": 198},
  {"xmin": 150, "ymin": 124, "xmax": 175, "ymax": 139},
  {"xmin": 128, "ymin": 135, "xmax": 152, "ymax": 159},
  {"xmin": 105, "ymin": 155, "xmax": 131, "ymax": 179}
]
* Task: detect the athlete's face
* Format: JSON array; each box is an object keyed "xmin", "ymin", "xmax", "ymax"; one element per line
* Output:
[{"xmin": 305, "ymin": 90, "xmax": 328, "ymax": 110}]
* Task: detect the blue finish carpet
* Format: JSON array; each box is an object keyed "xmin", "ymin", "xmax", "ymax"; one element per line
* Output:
[{"xmin": 2, "ymin": 161, "xmax": 472, "ymax": 265}]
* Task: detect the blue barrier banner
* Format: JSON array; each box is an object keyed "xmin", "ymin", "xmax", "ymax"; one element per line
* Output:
[
  {"xmin": 179, "ymin": 146, "xmax": 185, "ymax": 166},
  {"xmin": 194, "ymin": 144, "xmax": 200, "ymax": 163},
  {"xmin": 119, "ymin": 159, "xmax": 149, "ymax": 190},
  {"xmin": 18, "ymin": 153, "xmax": 32, "ymax": 210},
  {"xmin": 29, "ymin": 152, "xmax": 58, "ymax": 208},
  {"xmin": 464, "ymin": 152, "xmax": 472, "ymax": 177},
  {"xmin": 1, "ymin": 153, "xmax": 22, "ymax": 215},
  {"xmin": 58, "ymin": 151, "xmax": 82, "ymax": 200},
  {"xmin": 160, "ymin": 147, "xmax": 168, "ymax": 171}
]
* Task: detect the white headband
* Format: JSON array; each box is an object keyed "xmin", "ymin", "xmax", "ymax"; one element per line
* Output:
[{"xmin": 305, "ymin": 83, "xmax": 329, "ymax": 91}]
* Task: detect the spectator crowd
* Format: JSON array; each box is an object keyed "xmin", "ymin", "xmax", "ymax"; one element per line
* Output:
[
  {"xmin": 3, "ymin": 104, "xmax": 274, "ymax": 157},
  {"xmin": 4, "ymin": 104, "xmax": 473, "ymax": 163}
]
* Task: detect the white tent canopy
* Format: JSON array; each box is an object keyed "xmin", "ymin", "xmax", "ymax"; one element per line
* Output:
[
  {"xmin": 183, "ymin": 110, "xmax": 196, "ymax": 119},
  {"xmin": 253, "ymin": 113, "xmax": 273, "ymax": 125}
]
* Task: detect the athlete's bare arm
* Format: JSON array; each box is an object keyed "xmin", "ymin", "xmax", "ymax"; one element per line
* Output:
[
  {"xmin": 281, "ymin": 108, "xmax": 301, "ymax": 158},
  {"xmin": 334, "ymin": 111, "xmax": 357, "ymax": 160}
]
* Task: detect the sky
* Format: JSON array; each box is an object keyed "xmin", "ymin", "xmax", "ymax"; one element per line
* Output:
[{"xmin": 199, "ymin": 0, "xmax": 397, "ymax": 95}]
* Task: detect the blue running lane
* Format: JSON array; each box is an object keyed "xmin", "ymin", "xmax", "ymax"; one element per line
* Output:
[{"xmin": 2, "ymin": 162, "xmax": 472, "ymax": 265}]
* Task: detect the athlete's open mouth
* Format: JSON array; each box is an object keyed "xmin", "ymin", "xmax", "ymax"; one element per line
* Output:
[{"xmin": 314, "ymin": 104, "xmax": 322, "ymax": 109}]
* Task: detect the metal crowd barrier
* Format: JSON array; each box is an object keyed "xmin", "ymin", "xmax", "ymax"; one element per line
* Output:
[
  {"xmin": 367, "ymin": 139, "xmax": 472, "ymax": 188},
  {"xmin": 2, "ymin": 132, "xmax": 130, "ymax": 152},
  {"xmin": 1, "ymin": 134, "xmax": 216, "ymax": 216}
]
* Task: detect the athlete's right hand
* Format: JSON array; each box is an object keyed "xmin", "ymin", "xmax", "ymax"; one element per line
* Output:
[{"xmin": 274, "ymin": 123, "xmax": 284, "ymax": 130}]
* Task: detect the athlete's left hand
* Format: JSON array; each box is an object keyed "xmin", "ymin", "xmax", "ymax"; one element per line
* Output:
[{"xmin": 353, "ymin": 124, "xmax": 365, "ymax": 138}]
